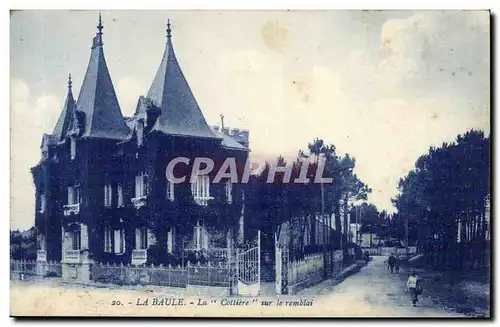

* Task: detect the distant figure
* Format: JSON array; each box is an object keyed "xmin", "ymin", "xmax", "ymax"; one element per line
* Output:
[
  {"xmin": 364, "ymin": 251, "xmax": 370, "ymax": 264},
  {"xmin": 406, "ymin": 271, "xmax": 420, "ymax": 306},
  {"xmin": 388, "ymin": 253, "xmax": 396, "ymax": 273},
  {"xmin": 395, "ymin": 255, "xmax": 401, "ymax": 274}
]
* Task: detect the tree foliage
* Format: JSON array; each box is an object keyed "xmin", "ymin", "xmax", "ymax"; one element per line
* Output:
[{"xmin": 392, "ymin": 129, "xmax": 490, "ymax": 270}]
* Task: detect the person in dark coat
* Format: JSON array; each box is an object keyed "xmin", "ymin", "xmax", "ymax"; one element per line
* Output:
[
  {"xmin": 388, "ymin": 253, "xmax": 396, "ymax": 273},
  {"xmin": 395, "ymin": 254, "xmax": 401, "ymax": 274}
]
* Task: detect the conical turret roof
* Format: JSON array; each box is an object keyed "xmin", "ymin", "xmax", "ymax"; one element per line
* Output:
[
  {"xmin": 148, "ymin": 21, "xmax": 219, "ymax": 140},
  {"xmin": 75, "ymin": 13, "xmax": 130, "ymax": 140},
  {"xmin": 52, "ymin": 74, "xmax": 76, "ymax": 142}
]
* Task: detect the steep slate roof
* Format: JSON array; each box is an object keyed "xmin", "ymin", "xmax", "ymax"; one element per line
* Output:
[
  {"xmin": 52, "ymin": 74, "xmax": 76, "ymax": 142},
  {"xmin": 209, "ymin": 127, "xmax": 249, "ymax": 151},
  {"xmin": 75, "ymin": 15, "xmax": 130, "ymax": 140},
  {"xmin": 148, "ymin": 22, "xmax": 219, "ymax": 140}
]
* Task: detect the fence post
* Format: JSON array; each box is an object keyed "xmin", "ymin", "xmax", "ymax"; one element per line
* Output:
[
  {"xmin": 207, "ymin": 261, "xmax": 211, "ymax": 286},
  {"xmin": 167, "ymin": 264, "xmax": 171, "ymax": 287},
  {"xmin": 257, "ymin": 230, "xmax": 261, "ymax": 283}
]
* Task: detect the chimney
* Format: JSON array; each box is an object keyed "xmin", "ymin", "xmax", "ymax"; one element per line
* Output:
[
  {"xmin": 238, "ymin": 129, "xmax": 250, "ymax": 148},
  {"xmin": 222, "ymin": 127, "xmax": 230, "ymax": 135}
]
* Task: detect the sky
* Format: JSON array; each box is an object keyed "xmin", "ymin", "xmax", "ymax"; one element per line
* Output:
[{"xmin": 10, "ymin": 10, "xmax": 490, "ymax": 230}]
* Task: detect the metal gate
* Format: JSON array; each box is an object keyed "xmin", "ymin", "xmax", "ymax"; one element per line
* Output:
[{"xmin": 235, "ymin": 230, "xmax": 260, "ymax": 296}]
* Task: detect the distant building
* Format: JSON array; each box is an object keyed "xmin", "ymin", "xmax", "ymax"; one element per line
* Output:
[
  {"xmin": 349, "ymin": 223, "xmax": 361, "ymax": 245},
  {"xmin": 31, "ymin": 16, "xmax": 249, "ymax": 280}
]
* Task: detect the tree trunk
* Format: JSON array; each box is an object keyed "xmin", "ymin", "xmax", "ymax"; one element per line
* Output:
[
  {"xmin": 342, "ymin": 194, "xmax": 349, "ymax": 265},
  {"xmin": 334, "ymin": 202, "xmax": 342, "ymax": 249}
]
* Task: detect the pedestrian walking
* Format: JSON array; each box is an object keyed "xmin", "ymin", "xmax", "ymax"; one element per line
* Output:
[
  {"xmin": 388, "ymin": 253, "xmax": 396, "ymax": 273},
  {"xmin": 395, "ymin": 255, "xmax": 401, "ymax": 274},
  {"xmin": 406, "ymin": 271, "xmax": 421, "ymax": 306}
]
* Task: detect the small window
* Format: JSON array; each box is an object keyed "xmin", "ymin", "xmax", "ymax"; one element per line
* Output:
[
  {"xmin": 137, "ymin": 227, "xmax": 148, "ymax": 249},
  {"xmin": 135, "ymin": 172, "xmax": 148, "ymax": 198},
  {"xmin": 104, "ymin": 183, "xmax": 112, "ymax": 207},
  {"xmin": 137, "ymin": 121, "xmax": 144, "ymax": 147},
  {"xmin": 167, "ymin": 226, "xmax": 175, "ymax": 253},
  {"xmin": 191, "ymin": 175, "xmax": 210, "ymax": 199},
  {"xmin": 70, "ymin": 138, "xmax": 76, "ymax": 160},
  {"xmin": 166, "ymin": 180, "xmax": 174, "ymax": 201},
  {"xmin": 71, "ymin": 231, "xmax": 81, "ymax": 250},
  {"xmin": 104, "ymin": 229, "xmax": 112, "ymax": 252},
  {"xmin": 194, "ymin": 220, "xmax": 208, "ymax": 250},
  {"xmin": 117, "ymin": 184, "xmax": 124, "ymax": 208},
  {"xmin": 68, "ymin": 185, "xmax": 81, "ymax": 205},
  {"xmin": 114, "ymin": 229, "xmax": 126, "ymax": 254},
  {"xmin": 39, "ymin": 193, "xmax": 46, "ymax": 213},
  {"xmin": 225, "ymin": 181, "xmax": 232, "ymax": 204}
]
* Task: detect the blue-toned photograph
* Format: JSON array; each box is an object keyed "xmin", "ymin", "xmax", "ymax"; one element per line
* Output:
[{"xmin": 9, "ymin": 10, "xmax": 490, "ymax": 318}]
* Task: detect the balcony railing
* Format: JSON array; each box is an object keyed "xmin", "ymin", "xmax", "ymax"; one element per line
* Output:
[
  {"xmin": 131, "ymin": 196, "xmax": 147, "ymax": 209},
  {"xmin": 131, "ymin": 249, "xmax": 147, "ymax": 266},
  {"xmin": 64, "ymin": 250, "xmax": 80, "ymax": 263},
  {"xmin": 36, "ymin": 250, "xmax": 47, "ymax": 262},
  {"xmin": 193, "ymin": 196, "xmax": 213, "ymax": 206},
  {"xmin": 63, "ymin": 203, "xmax": 80, "ymax": 216}
]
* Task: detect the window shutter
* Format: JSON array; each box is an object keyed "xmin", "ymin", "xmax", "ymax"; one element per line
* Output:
[
  {"xmin": 194, "ymin": 225, "xmax": 199, "ymax": 250},
  {"xmin": 171, "ymin": 226, "xmax": 176, "ymax": 252},
  {"xmin": 135, "ymin": 228, "xmax": 141, "ymax": 250},
  {"xmin": 114, "ymin": 230, "xmax": 120, "ymax": 253},
  {"xmin": 68, "ymin": 187, "xmax": 74, "ymax": 205},
  {"xmin": 167, "ymin": 228, "xmax": 173, "ymax": 253},
  {"xmin": 120, "ymin": 229, "xmax": 126, "ymax": 253},
  {"xmin": 75, "ymin": 186, "xmax": 80, "ymax": 204},
  {"xmin": 143, "ymin": 174, "xmax": 148, "ymax": 197},
  {"xmin": 135, "ymin": 176, "xmax": 139, "ymax": 198},
  {"xmin": 202, "ymin": 226, "xmax": 209, "ymax": 249},
  {"xmin": 117, "ymin": 184, "xmax": 123, "ymax": 207}
]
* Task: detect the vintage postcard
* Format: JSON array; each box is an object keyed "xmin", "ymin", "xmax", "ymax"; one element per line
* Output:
[{"xmin": 10, "ymin": 10, "xmax": 491, "ymax": 318}]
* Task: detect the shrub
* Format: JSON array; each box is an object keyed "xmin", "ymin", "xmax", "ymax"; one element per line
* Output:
[
  {"xmin": 146, "ymin": 244, "xmax": 180, "ymax": 266},
  {"xmin": 44, "ymin": 271, "xmax": 59, "ymax": 278}
]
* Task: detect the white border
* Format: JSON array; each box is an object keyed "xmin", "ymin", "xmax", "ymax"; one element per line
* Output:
[{"xmin": 2, "ymin": 0, "xmax": 497, "ymax": 325}]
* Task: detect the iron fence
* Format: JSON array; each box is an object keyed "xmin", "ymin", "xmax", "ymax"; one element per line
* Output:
[
  {"xmin": 90, "ymin": 261, "xmax": 231, "ymax": 288},
  {"xmin": 10, "ymin": 260, "xmax": 62, "ymax": 279},
  {"xmin": 288, "ymin": 253, "xmax": 323, "ymax": 287}
]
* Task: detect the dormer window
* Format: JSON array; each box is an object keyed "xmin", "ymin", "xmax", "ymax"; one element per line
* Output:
[
  {"xmin": 137, "ymin": 120, "xmax": 144, "ymax": 147},
  {"xmin": 70, "ymin": 138, "xmax": 76, "ymax": 160},
  {"xmin": 104, "ymin": 183, "xmax": 112, "ymax": 207},
  {"xmin": 166, "ymin": 180, "xmax": 174, "ymax": 201}
]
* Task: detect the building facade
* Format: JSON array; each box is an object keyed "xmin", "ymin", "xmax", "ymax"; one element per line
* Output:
[{"xmin": 31, "ymin": 16, "xmax": 249, "ymax": 281}]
